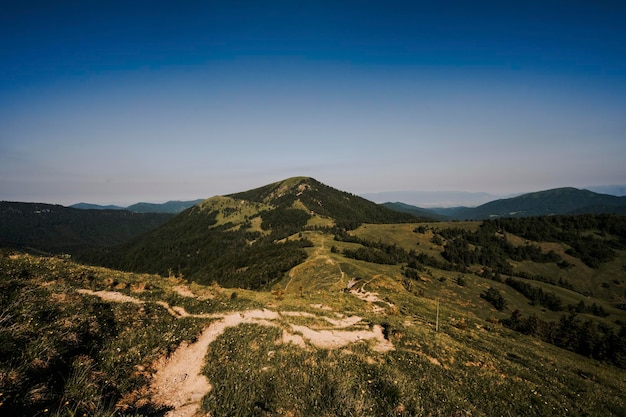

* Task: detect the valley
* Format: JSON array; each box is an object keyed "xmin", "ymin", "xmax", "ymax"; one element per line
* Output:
[{"xmin": 1, "ymin": 177, "xmax": 626, "ymax": 416}]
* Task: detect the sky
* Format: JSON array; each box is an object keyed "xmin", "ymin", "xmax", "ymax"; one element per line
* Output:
[{"xmin": 1, "ymin": 1, "xmax": 625, "ymax": 206}]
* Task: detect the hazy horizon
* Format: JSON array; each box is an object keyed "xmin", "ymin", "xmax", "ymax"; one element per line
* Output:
[
  {"xmin": 2, "ymin": 1, "xmax": 625, "ymax": 206},
  {"xmin": 4, "ymin": 181, "xmax": 625, "ymax": 209}
]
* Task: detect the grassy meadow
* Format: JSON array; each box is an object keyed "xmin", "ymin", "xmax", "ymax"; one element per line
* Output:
[{"xmin": 1, "ymin": 214, "xmax": 626, "ymax": 416}]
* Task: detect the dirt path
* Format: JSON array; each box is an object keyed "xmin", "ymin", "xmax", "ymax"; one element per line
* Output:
[
  {"xmin": 77, "ymin": 289, "xmax": 395, "ymax": 416},
  {"xmin": 150, "ymin": 310, "xmax": 279, "ymax": 417},
  {"xmin": 76, "ymin": 289, "xmax": 144, "ymax": 304},
  {"xmin": 350, "ymin": 279, "xmax": 396, "ymax": 314},
  {"xmin": 150, "ymin": 309, "xmax": 393, "ymax": 416},
  {"xmin": 172, "ymin": 285, "xmax": 196, "ymax": 298},
  {"xmin": 286, "ymin": 235, "xmax": 344, "ymax": 290},
  {"xmin": 290, "ymin": 323, "xmax": 393, "ymax": 352}
]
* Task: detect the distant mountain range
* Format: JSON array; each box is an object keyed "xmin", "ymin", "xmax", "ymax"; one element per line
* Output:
[
  {"xmin": 585, "ymin": 185, "xmax": 626, "ymax": 196},
  {"xmin": 70, "ymin": 199, "xmax": 204, "ymax": 213},
  {"xmin": 362, "ymin": 190, "xmax": 512, "ymax": 208},
  {"xmin": 383, "ymin": 187, "xmax": 626, "ymax": 220},
  {"xmin": 70, "ymin": 185, "xmax": 626, "ymax": 214},
  {"xmin": 4, "ymin": 181, "xmax": 626, "ymax": 260},
  {"xmin": 363, "ymin": 185, "xmax": 626, "ymax": 207}
]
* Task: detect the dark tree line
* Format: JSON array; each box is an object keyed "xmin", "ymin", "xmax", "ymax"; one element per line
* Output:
[
  {"xmin": 342, "ymin": 246, "xmax": 403, "ymax": 265},
  {"xmin": 503, "ymin": 310, "xmax": 626, "ymax": 368},
  {"xmin": 569, "ymin": 300, "xmax": 610, "ymax": 317},
  {"xmin": 486, "ymin": 214, "xmax": 626, "ymax": 268},
  {"xmin": 481, "ymin": 287, "xmax": 507, "ymax": 311},
  {"xmin": 440, "ymin": 222, "xmax": 563, "ymax": 273},
  {"xmin": 504, "ymin": 277, "xmax": 564, "ymax": 311},
  {"xmin": 502, "ymin": 277, "xmax": 611, "ymax": 315},
  {"xmin": 438, "ymin": 215, "xmax": 626, "ymax": 271},
  {"xmin": 334, "ymin": 231, "xmax": 457, "ymax": 273},
  {"xmin": 260, "ymin": 208, "xmax": 311, "ymax": 238}
]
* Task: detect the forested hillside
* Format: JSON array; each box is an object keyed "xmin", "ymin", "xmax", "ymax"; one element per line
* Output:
[
  {"xmin": 0, "ymin": 202, "xmax": 173, "ymax": 254},
  {"xmin": 81, "ymin": 177, "xmax": 419, "ymax": 288},
  {"xmin": 229, "ymin": 176, "xmax": 419, "ymax": 228},
  {"xmin": 384, "ymin": 187, "xmax": 626, "ymax": 220},
  {"xmin": 451, "ymin": 187, "xmax": 626, "ymax": 219}
]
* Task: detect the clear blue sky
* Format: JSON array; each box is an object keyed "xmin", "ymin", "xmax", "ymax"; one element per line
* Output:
[{"xmin": 1, "ymin": 1, "xmax": 625, "ymax": 205}]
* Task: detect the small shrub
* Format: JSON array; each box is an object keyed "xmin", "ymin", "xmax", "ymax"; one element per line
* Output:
[
  {"xmin": 481, "ymin": 287, "xmax": 506, "ymax": 311},
  {"xmin": 272, "ymin": 285, "xmax": 285, "ymax": 301}
]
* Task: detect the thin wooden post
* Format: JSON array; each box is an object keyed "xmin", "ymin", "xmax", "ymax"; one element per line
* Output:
[{"xmin": 435, "ymin": 298, "xmax": 440, "ymax": 332}]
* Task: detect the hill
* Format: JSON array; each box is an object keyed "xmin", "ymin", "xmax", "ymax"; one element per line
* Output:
[
  {"xmin": 70, "ymin": 199, "xmax": 204, "ymax": 213},
  {"xmin": 126, "ymin": 199, "xmax": 204, "ymax": 213},
  {"xmin": 362, "ymin": 190, "xmax": 505, "ymax": 207},
  {"xmin": 381, "ymin": 201, "xmax": 448, "ymax": 221},
  {"xmin": 2, "ymin": 178, "xmax": 626, "ymax": 416},
  {"xmin": 81, "ymin": 177, "xmax": 419, "ymax": 288},
  {"xmin": 384, "ymin": 187, "xmax": 626, "ymax": 220},
  {"xmin": 70, "ymin": 202, "xmax": 126, "ymax": 210},
  {"xmin": 0, "ymin": 202, "xmax": 173, "ymax": 255},
  {"xmin": 227, "ymin": 176, "xmax": 421, "ymax": 227},
  {"xmin": 454, "ymin": 187, "xmax": 626, "ymax": 219}
]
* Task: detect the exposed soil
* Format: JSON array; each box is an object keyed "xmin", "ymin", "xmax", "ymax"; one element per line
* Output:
[
  {"xmin": 150, "ymin": 310, "xmax": 279, "ymax": 417},
  {"xmin": 350, "ymin": 288, "xmax": 395, "ymax": 313},
  {"xmin": 76, "ymin": 289, "xmax": 144, "ymax": 304},
  {"xmin": 76, "ymin": 289, "xmax": 395, "ymax": 416},
  {"xmin": 172, "ymin": 285, "xmax": 196, "ymax": 298}
]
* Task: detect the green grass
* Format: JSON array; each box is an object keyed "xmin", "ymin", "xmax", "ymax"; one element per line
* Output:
[
  {"xmin": 199, "ymin": 319, "xmax": 626, "ymax": 417},
  {"xmin": 0, "ymin": 253, "xmax": 205, "ymax": 416},
  {"xmin": 2, "ymin": 215, "xmax": 626, "ymax": 417},
  {"xmin": 199, "ymin": 195, "xmax": 273, "ymax": 230}
]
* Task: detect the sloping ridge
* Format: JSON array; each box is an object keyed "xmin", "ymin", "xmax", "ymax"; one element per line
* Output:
[
  {"xmin": 81, "ymin": 177, "xmax": 417, "ymax": 289},
  {"xmin": 381, "ymin": 201, "xmax": 448, "ymax": 221},
  {"xmin": 454, "ymin": 187, "xmax": 626, "ymax": 219},
  {"xmin": 228, "ymin": 176, "xmax": 416, "ymax": 228},
  {"xmin": 71, "ymin": 199, "xmax": 204, "ymax": 213}
]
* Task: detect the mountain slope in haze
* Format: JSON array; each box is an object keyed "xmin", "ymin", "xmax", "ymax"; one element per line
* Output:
[
  {"xmin": 71, "ymin": 199, "xmax": 204, "ymax": 213},
  {"xmin": 70, "ymin": 203, "xmax": 126, "ymax": 211},
  {"xmin": 587, "ymin": 184, "xmax": 626, "ymax": 196},
  {"xmin": 362, "ymin": 190, "xmax": 506, "ymax": 207},
  {"xmin": 82, "ymin": 177, "xmax": 419, "ymax": 288},
  {"xmin": 381, "ymin": 201, "xmax": 448, "ymax": 221},
  {"xmin": 0, "ymin": 202, "xmax": 173, "ymax": 254},
  {"xmin": 384, "ymin": 188, "xmax": 626, "ymax": 220},
  {"xmin": 126, "ymin": 199, "xmax": 204, "ymax": 213},
  {"xmin": 456, "ymin": 187, "xmax": 626, "ymax": 219}
]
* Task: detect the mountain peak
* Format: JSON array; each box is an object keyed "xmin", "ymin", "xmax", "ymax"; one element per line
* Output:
[{"xmin": 227, "ymin": 176, "xmax": 320, "ymax": 205}]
